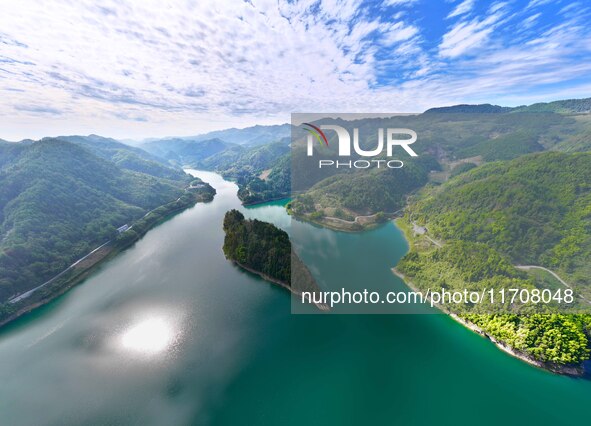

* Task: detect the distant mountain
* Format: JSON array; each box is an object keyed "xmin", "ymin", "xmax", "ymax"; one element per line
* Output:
[
  {"xmin": 141, "ymin": 123, "xmax": 291, "ymax": 149},
  {"xmin": 141, "ymin": 137, "xmax": 234, "ymax": 166},
  {"xmin": 142, "ymin": 134, "xmax": 291, "ymax": 204},
  {"xmin": 424, "ymin": 104, "xmax": 512, "ymax": 114},
  {"xmin": 182, "ymin": 123, "xmax": 291, "ymax": 146},
  {"xmin": 512, "ymin": 97, "xmax": 591, "ymax": 114},
  {"xmin": 0, "ymin": 138, "xmax": 190, "ymax": 303},
  {"xmin": 425, "ymin": 97, "xmax": 591, "ymax": 115}
]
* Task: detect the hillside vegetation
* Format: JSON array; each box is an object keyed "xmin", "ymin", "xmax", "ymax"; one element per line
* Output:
[
  {"xmin": 144, "ymin": 135, "xmax": 291, "ymax": 204},
  {"xmin": 409, "ymin": 152, "xmax": 591, "ymax": 291},
  {"xmin": 397, "ymin": 152, "xmax": 591, "ymax": 366},
  {"xmin": 56, "ymin": 134, "xmax": 185, "ymax": 180},
  {"xmin": 288, "ymin": 106, "xmax": 588, "ymax": 229},
  {"xmin": 223, "ymin": 209, "xmax": 291, "ymax": 284},
  {"xmin": 0, "ymin": 138, "xmax": 190, "ymax": 303},
  {"xmin": 290, "ymin": 155, "xmax": 440, "ymax": 230}
]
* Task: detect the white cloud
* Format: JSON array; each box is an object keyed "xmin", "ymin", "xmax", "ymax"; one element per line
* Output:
[
  {"xmin": 0, "ymin": 0, "xmax": 590, "ymax": 140},
  {"xmin": 521, "ymin": 12, "xmax": 541, "ymax": 28},
  {"xmin": 447, "ymin": 0, "xmax": 475, "ymax": 19},
  {"xmin": 439, "ymin": 8, "xmax": 506, "ymax": 58},
  {"xmin": 527, "ymin": 0, "xmax": 552, "ymax": 9},
  {"xmin": 0, "ymin": 0, "xmax": 394, "ymax": 138},
  {"xmin": 381, "ymin": 22, "xmax": 419, "ymax": 45},
  {"xmin": 382, "ymin": 0, "xmax": 418, "ymax": 6}
]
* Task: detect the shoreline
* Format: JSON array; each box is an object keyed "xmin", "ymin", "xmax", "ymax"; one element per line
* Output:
[
  {"xmin": 231, "ymin": 260, "xmax": 293, "ymax": 292},
  {"xmin": 289, "ymin": 212, "xmax": 389, "ymax": 233},
  {"xmin": 389, "ymin": 220, "xmax": 586, "ymax": 377},
  {"xmin": 391, "ymin": 268, "xmax": 584, "ymax": 376},
  {"xmin": 0, "ymin": 189, "xmax": 213, "ymax": 329},
  {"xmin": 230, "ymin": 260, "xmax": 329, "ymax": 311},
  {"xmin": 242, "ymin": 196, "xmax": 291, "ymax": 207}
]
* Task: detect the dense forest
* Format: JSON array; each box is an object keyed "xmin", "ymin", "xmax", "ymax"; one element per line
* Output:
[
  {"xmin": 290, "ymin": 155, "xmax": 440, "ymax": 223},
  {"xmin": 223, "ymin": 210, "xmax": 291, "ymax": 285},
  {"xmin": 398, "ymin": 242, "xmax": 590, "ymax": 365},
  {"xmin": 0, "ymin": 138, "xmax": 193, "ymax": 303},
  {"xmin": 397, "ymin": 151, "xmax": 591, "ymax": 366},
  {"xmin": 408, "ymin": 152, "xmax": 591, "ymax": 293}
]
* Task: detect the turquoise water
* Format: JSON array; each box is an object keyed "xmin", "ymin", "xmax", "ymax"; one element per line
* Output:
[{"xmin": 0, "ymin": 170, "xmax": 589, "ymax": 426}]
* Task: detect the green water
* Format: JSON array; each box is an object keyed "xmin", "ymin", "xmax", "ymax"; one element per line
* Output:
[{"xmin": 0, "ymin": 170, "xmax": 589, "ymax": 426}]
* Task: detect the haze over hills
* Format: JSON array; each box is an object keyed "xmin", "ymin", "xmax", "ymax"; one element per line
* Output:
[
  {"xmin": 182, "ymin": 123, "xmax": 291, "ymax": 146},
  {"xmin": 142, "ymin": 132, "xmax": 292, "ymax": 204},
  {"xmin": 136, "ymin": 96, "xmax": 591, "ymax": 214},
  {"xmin": 139, "ymin": 123, "xmax": 293, "ymax": 169},
  {"xmin": 141, "ymin": 137, "xmax": 234, "ymax": 166},
  {"xmin": 140, "ymin": 123, "xmax": 291, "ymax": 147}
]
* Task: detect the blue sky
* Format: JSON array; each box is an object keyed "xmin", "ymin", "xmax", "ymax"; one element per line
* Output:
[{"xmin": 1, "ymin": 0, "xmax": 590, "ymax": 140}]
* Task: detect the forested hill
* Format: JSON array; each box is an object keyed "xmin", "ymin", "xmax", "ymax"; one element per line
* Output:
[
  {"xmin": 290, "ymin": 97, "xmax": 591, "ymax": 228},
  {"xmin": 223, "ymin": 210, "xmax": 291, "ymax": 284},
  {"xmin": 0, "ymin": 138, "xmax": 190, "ymax": 303},
  {"xmin": 396, "ymin": 152, "xmax": 591, "ymax": 367},
  {"xmin": 409, "ymin": 151, "xmax": 591, "ymax": 292},
  {"xmin": 425, "ymin": 97, "xmax": 591, "ymax": 114}
]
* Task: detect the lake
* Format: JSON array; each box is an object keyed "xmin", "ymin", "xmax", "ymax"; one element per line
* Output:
[{"xmin": 0, "ymin": 170, "xmax": 589, "ymax": 426}]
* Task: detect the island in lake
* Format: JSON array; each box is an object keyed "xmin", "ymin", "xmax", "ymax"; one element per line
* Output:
[{"xmin": 222, "ymin": 209, "xmax": 321, "ymax": 301}]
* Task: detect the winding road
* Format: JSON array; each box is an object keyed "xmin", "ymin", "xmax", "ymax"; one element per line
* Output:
[
  {"xmin": 412, "ymin": 225, "xmax": 587, "ymax": 303},
  {"xmin": 515, "ymin": 265, "xmax": 571, "ymax": 288},
  {"xmin": 8, "ymin": 240, "xmax": 112, "ymax": 304},
  {"xmin": 8, "ymin": 185, "xmax": 195, "ymax": 305},
  {"xmin": 516, "ymin": 265, "xmax": 590, "ymax": 304}
]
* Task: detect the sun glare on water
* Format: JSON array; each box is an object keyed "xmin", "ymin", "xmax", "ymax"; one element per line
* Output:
[{"xmin": 121, "ymin": 318, "xmax": 176, "ymax": 355}]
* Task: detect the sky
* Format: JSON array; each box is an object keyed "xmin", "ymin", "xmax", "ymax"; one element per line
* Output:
[{"xmin": 1, "ymin": 0, "xmax": 590, "ymax": 141}]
